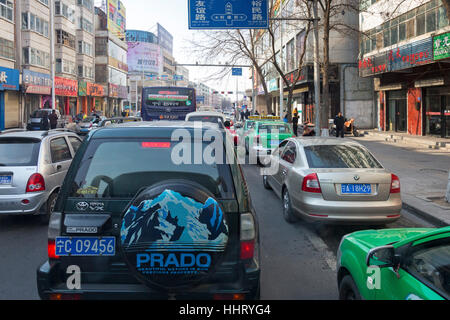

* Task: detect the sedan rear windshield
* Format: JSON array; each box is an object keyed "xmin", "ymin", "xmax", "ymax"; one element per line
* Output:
[
  {"xmin": 31, "ymin": 110, "xmax": 49, "ymax": 118},
  {"xmin": 304, "ymin": 145, "xmax": 383, "ymax": 169},
  {"xmin": 0, "ymin": 138, "xmax": 41, "ymax": 167},
  {"xmin": 187, "ymin": 116, "xmax": 223, "ymax": 124},
  {"xmin": 70, "ymin": 139, "xmax": 235, "ymax": 199},
  {"xmin": 259, "ymin": 124, "xmax": 291, "ymax": 133}
]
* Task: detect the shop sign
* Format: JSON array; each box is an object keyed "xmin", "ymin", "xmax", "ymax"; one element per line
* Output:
[
  {"xmin": 109, "ymin": 56, "xmax": 128, "ymax": 72},
  {"xmin": 358, "ymin": 54, "xmax": 388, "ymax": 77},
  {"xmin": 268, "ymin": 79, "xmax": 278, "ymax": 92},
  {"xmin": 433, "ymin": 32, "xmax": 450, "ymax": 60},
  {"xmin": 87, "ymin": 83, "xmax": 105, "ymax": 97},
  {"xmin": 55, "ymin": 77, "xmax": 78, "ymax": 97},
  {"xmin": 0, "ymin": 66, "xmax": 19, "ymax": 91},
  {"xmin": 283, "ymin": 67, "xmax": 310, "ymax": 87},
  {"xmin": 389, "ymin": 38, "xmax": 433, "ymax": 71},
  {"xmin": 22, "ymin": 70, "xmax": 51, "ymax": 94},
  {"xmin": 109, "ymin": 83, "xmax": 119, "ymax": 98},
  {"xmin": 78, "ymin": 81, "xmax": 88, "ymax": 96}
]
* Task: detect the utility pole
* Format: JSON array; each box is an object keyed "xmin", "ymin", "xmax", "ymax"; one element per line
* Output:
[
  {"xmin": 279, "ymin": 16, "xmax": 284, "ymax": 120},
  {"xmin": 312, "ymin": 0, "xmax": 321, "ymax": 136},
  {"xmin": 50, "ymin": 0, "xmax": 56, "ymax": 111}
]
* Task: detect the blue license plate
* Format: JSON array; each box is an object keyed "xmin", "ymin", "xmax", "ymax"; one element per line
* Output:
[
  {"xmin": 341, "ymin": 184, "xmax": 372, "ymax": 194},
  {"xmin": 55, "ymin": 237, "xmax": 116, "ymax": 256},
  {"xmin": 0, "ymin": 175, "xmax": 12, "ymax": 185}
]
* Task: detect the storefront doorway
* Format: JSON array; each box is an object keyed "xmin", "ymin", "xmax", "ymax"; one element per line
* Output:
[
  {"xmin": 386, "ymin": 90, "xmax": 407, "ymax": 132},
  {"xmin": 425, "ymin": 88, "xmax": 450, "ymax": 138}
]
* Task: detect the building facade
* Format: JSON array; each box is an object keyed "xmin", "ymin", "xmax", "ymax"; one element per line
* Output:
[
  {"xmin": 253, "ymin": 0, "xmax": 374, "ymax": 128},
  {"xmin": 360, "ymin": 0, "xmax": 450, "ymax": 138}
]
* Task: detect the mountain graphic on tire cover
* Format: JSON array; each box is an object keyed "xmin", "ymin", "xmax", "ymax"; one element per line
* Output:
[{"xmin": 121, "ymin": 190, "xmax": 229, "ymax": 251}]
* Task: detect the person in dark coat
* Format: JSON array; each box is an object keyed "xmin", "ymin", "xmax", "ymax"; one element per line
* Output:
[
  {"xmin": 292, "ymin": 112, "xmax": 299, "ymax": 136},
  {"xmin": 49, "ymin": 110, "xmax": 58, "ymax": 129},
  {"xmin": 244, "ymin": 109, "xmax": 250, "ymax": 120},
  {"xmin": 41, "ymin": 113, "xmax": 50, "ymax": 131},
  {"xmin": 334, "ymin": 112, "xmax": 345, "ymax": 138}
]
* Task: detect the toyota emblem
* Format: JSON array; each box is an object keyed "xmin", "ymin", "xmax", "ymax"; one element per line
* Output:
[{"xmin": 354, "ymin": 175, "xmax": 360, "ymax": 181}]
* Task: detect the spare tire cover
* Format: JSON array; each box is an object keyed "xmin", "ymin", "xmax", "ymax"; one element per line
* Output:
[{"xmin": 119, "ymin": 181, "xmax": 229, "ymax": 290}]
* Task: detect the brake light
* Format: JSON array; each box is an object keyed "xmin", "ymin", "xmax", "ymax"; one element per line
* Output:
[
  {"xmin": 213, "ymin": 293, "xmax": 245, "ymax": 300},
  {"xmin": 234, "ymin": 135, "xmax": 238, "ymax": 146},
  {"xmin": 240, "ymin": 213, "xmax": 256, "ymax": 261},
  {"xmin": 47, "ymin": 240, "xmax": 59, "ymax": 259},
  {"xmin": 302, "ymin": 173, "xmax": 322, "ymax": 193},
  {"xmin": 141, "ymin": 142, "xmax": 171, "ymax": 148},
  {"xmin": 390, "ymin": 174, "xmax": 401, "ymax": 194},
  {"xmin": 26, "ymin": 173, "xmax": 45, "ymax": 193}
]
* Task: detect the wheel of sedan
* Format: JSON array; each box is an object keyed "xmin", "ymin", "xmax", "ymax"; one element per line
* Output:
[
  {"xmin": 40, "ymin": 192, "xmax": 58, "ymax": 224},
  {"xmin": 339, "ymin": 275, "xmax": 362, "ymax": 300},
  {"xmin": 263, "ymin": 175, "xmax": 271, "ymax": 190},
  {"xmin": 282, "ymin": 189, "xmax": 297, "ymax": 224}
]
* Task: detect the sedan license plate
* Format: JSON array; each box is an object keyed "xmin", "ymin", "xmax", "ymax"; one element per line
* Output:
[
  {"xmin": 0, "ymin": 175, "xmax": 12, "ymax": 185},
  {"xmin": 341, "ymin": 184, "xmax": 372, "ymax": 194},
  {"xmin": 55, "ymin": 237, "xmax": 115, "ymax": 256}
]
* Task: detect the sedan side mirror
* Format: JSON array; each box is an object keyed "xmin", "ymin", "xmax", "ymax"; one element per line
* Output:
[{"xmin": 366, "ymin": 245, "xmax": 397, "ymax": 268}]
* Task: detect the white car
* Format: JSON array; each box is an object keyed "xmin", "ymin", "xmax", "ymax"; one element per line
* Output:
[{"xmin": 185, "ymin": 111, "xmax": 227, "ymax": 126}]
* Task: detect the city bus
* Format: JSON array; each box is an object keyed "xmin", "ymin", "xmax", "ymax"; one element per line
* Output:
[{"xmin": 141, "ymin": 87, "xmax": 196, "ymax": 121}]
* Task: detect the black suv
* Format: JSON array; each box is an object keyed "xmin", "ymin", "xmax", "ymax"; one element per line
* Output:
[{"xmin": 37, "ymin": 121, "xmax": 260, "ymax": 300}]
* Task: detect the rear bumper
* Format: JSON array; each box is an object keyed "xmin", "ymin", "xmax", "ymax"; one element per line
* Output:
[
  {"xmin": 292, "ymin": 194, "xmax": 402, "ymax": 224},
  {"xmin": 37, "ymin": 261, "xmax": 260, "ymax": 300},
  {"xmin": 0, "ymin": 192, "xmax": 48, "ymax": 215}
]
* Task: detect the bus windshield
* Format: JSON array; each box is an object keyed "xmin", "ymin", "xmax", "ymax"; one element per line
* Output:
[{"xmin": 141, "ymin": 87, "xmax": 196, "ymax": 121}]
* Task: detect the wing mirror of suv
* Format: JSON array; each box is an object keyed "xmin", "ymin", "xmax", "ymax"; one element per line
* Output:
[{"xmin": 366, "ymin": 245, "xmax": 400, "ymax": 269}]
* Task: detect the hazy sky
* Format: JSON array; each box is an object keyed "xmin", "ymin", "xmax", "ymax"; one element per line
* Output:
[{"xmin": 98, "ymin": 0, "xmax": 251, "ymax": 94}]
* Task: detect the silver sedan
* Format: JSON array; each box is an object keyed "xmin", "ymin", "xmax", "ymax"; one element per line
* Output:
[{"xmin": 263, "ymin": 138, "xmax": 402, "ymax": 225}]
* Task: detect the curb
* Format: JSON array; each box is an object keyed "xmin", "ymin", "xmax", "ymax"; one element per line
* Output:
[{"xmin": 402, "ymin": 202, "xmax": 449, "ymax": 228}]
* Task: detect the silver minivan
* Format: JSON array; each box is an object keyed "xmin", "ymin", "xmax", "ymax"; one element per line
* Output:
[{"xmin": 0, "ymin": 130, "xmax": 82, "ymax": 222}]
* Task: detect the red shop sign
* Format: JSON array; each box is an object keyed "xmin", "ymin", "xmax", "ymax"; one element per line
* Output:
[
  {"xmin": 87, "ymin": 83, "xmax": 105, "ymax": 97},
  {"xmin": 54, "ymin": 77, "xmax": 78, "ymax": 97}
]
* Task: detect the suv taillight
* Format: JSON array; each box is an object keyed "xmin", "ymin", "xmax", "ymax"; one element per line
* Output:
[
  {"xmin": 240, "ymin": 213, "xmax": 256, "ymax": 260},
  {"xmin": 26, "ymin": 173, "xmax": 45, "ymax": 193},
  {"xmin": 48, "ymin": 211, "xmax": 62, "ymax": 259},
  {"xmin": 390, "ymin": 174, "xmax": 401, "ymax": 194},
  {"xmin": 302, "ymin": 173, "xmax": 322, "ymax": 193},
  {"xmin": 255, "ymin": 135, "xmax": 260, "ymax": 145}
]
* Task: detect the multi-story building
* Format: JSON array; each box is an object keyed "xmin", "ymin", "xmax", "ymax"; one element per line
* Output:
[
  {"xmin": 254, "ymin": 0, "xmax": 374, "ymax": 128},
  {"xmin": 94, "ymin": 5, "xmax": 128, "ymax": 117},
  {"xmin": 359, "ymin": 0, "xmax": 450, "ymax": 138},
  {"xmin": 0, "ymin": 0, "xmax": 19, "ymax": 130}
]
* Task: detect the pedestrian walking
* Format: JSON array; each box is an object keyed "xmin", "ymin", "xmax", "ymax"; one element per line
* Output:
[
  {"xmin": 49, "ymin": 110, "xmax": 58, "ymax": 130},
  {"xmin": 244, "ymin": 108, "xmax": 250, "ymax": 120},
  {"xmin": 334, "ymin": 112, "xmax": 345, "ymax": 138},
  {"xmin": 292, "ymin": 111, "xmax": 299, "ymax": 137}
]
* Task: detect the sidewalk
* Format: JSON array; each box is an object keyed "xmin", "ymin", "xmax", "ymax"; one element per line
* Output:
[{"xmin": 353, "ymin": 131, "xmax": 450, "ymax": 227}]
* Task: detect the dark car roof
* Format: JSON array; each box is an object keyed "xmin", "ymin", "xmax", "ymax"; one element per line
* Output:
[{"xmin": 90, "ymin": 121, "xmax": 225, "ymax": 139}]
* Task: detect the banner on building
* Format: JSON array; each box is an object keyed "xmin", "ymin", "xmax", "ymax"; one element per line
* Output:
[
  {"xmin": 157, "ymin": 23, "xmax": 173, "ymax": 55},
  {"xmin": 0, "ymin": 67, "xmax": 19, "ymax": 91},
  {"xmin": 22, "ymin": 70, "xmax": 51, "ymax": 94},
  {"xmin": 127, "ymin": 42, "xmax": 163, "ymax": 74},
  {"xmin": 108, "ymin": 0, "xmax": 126, "ymax": 39}
]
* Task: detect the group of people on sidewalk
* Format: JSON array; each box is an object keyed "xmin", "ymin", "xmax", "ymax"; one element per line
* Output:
[{"xmin": 40, "ymin": 110, "xmax": 59, "ymax": 130}]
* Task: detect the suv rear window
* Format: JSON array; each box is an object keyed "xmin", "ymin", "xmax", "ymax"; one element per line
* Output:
[
  {"xmin": 187, "ymin": 116, "xmax": 223, "ymax": 124},
  {"xmin": 304, "ymin": 145, "xmax": 383, "ymax": 169},
  {"xmin": 259, "ymin": 124, "xmax": 291, "ymax": 133},
  {"xmin": 0, "ymin": 138, "xmax": 41, "ymax": 166},
  {"xmin": 31, "ymin": 110, "xmax": 50, "ymax": 118},
  {"xmin": 70, "ymin": 138, "xmax": 235, "ymax": 199}
]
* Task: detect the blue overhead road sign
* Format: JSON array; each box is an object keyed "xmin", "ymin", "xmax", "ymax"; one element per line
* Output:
[
  {"xmin": 188, "ymin": 0, "xmax": 269, "ymax": 30},
  {"xmin": 232, "ymin": 68, "xmax": 243, "ymax": 76}
]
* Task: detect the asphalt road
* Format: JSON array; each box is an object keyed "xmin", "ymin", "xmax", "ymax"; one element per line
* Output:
[{"xmin": 0, "ymin": 158, "xmax": 436, "ymax": 301}]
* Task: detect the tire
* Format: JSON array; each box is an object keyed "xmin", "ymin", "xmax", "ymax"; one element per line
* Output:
[
  {"xmin": 339, "ymin": 275, "xmax": 362, "ymax": 300},
  {"xmin": 40, "ymin": 192, "xmax": 58, "ymax": 224},
  {"xmin": 263, "ymin": 175, "xmax": 271, "ymax": 190},
  {"xmin": 282, "ymin": 189, "xmax": 297, "ymax": 224}
]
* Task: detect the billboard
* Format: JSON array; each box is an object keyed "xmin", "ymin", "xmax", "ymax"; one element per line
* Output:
[
  {"xmin": 127, "ymin": 42, "xmax": 163, "ymax": 75},
  {"xmin": 157, "ymin": 23, "xmax": 173, "ymax": 55},
  {"xmin": 108, "ymin": 0, "xmax": 126, "ymax": 39}
]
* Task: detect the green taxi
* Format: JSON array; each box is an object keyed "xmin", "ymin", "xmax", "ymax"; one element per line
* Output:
[
  {"xmin": 245, "ymin": 120, "xmax": 294, "ymax": 165},
  {"xmin": 337, "ymin": 226, "xmax": 450, "ymax": 300}
]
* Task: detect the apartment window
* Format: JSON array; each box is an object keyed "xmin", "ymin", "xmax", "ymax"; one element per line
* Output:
[
  {"xmin": 78, "ymin": 41, "xmax": 92, "ymax": 56},
  {"xmin": 38, "ymin": 0, "xmax": 49, "ymax": 6},
  {"xmin": 56, "ymin": 29, "xmax": 76, "ymax": 49},
  {"xmin": 22, "ymin": 12, "xmax": 49, "ymax": 37},
  {"xmin": 0, "ymin": 37, "xmax": 14, "ymax": 60},
  {"xmin": 78, "ymin": 65, "xmax": 93, "ymax": 79},
  {"xmin": 0, "ymin": 0, "xmax": 13, "ymax": 22},
  {"xmin": 79, "ymin": 17, "xmax": 93, "ymax": 33},
  {"xmin": 56, "ymin": 59, "xmax": 76, "ymax": 75},
  {"xmin": 55, "ymin": 1, "xmax": 75, "ymax": 23},
  {"xmin": 77, "ymin": 0, "xmax": 93, "ymax": 11},
  {"xmin": 23, "ymin": 47, "xmax": 50, "ymax": 68}
]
